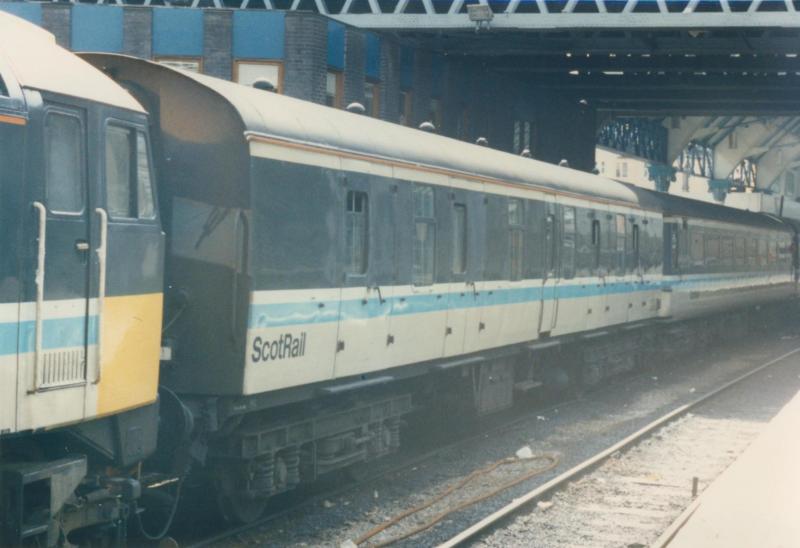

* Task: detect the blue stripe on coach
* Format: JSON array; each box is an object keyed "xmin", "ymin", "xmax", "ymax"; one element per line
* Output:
[
  {"xmin": 0, "ymin": 316, "xmax": 98, "ymax": 356},
  {"xmin": 248, "ymin": 272, "xmax": 788, "ymax": 329}
]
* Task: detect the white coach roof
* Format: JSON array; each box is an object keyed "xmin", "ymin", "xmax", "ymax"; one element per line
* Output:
[{"xmin": 0, "ymin": 12, "xmax": 144, "ymax": 113}]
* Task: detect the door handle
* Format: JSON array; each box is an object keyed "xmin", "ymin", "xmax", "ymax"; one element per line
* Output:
[{"xmin": 75, "ymin": 240, "xmax": 89, "ymax": 252}]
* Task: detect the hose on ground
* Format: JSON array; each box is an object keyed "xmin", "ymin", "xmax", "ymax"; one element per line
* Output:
[{"xmin": 355, "ymin": 452, "xmax": 560, "ymax": 547}]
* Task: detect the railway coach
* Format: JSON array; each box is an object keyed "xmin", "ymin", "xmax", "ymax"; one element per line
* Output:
[
  {"xmin": 84, "ymin": 53, "xmax": 797, "ymax": 524},
  {"xmin": 0, "ymin": 16, "xmax": 164, "ymax": 546}
]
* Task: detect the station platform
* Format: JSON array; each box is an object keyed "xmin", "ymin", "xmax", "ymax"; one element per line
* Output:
[{"xmin": 662, "ymin": 388, "xmax": 800, "ymax": 548}]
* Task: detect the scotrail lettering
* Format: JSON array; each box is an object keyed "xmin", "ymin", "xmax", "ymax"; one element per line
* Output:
[{"xmin": 251, "ymin": 332, "xmax": 307, "ymax": 363}]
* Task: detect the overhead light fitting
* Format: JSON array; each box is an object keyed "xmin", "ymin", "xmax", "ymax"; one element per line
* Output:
[{"xmin": 467, "ymin": 4, "xmax": 493, "ymax": 32}]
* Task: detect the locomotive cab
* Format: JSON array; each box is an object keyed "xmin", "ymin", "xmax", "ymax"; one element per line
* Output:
[{"xmin": 0, "ymin": 14, "xmax": 164, "ymax": 546}]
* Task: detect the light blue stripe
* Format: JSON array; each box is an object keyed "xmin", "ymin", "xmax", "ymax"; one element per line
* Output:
[
  {"xmin": 0, "ymin": 316, "xmax": 97, "ymax": 356},
  {"xmin": 248, "ymin": 272, "xmax": 789, "ymax": 329}
]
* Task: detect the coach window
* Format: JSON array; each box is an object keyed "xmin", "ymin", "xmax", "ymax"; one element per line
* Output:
[
  {"xmin": 544, "ymin": 210, "xmax": 558, "ymax": 278},
  {"xmin": 508, "ymin": 198, "xmax": 525, "ymax": 281},
  {"xmin": 561, "ymin": 206, "xmax": 576, "ymax": 279},
  {"xmin": 721, "ymin": 237, "xmax": 734, "ymax": 268},
  {"xmin": 412, "ymin": 186, "xmax": 435, "ymax": 285},
  {"xmin": 591, "ymin": 218, "xmax": 601, "ymax": 271},
  {"xmin": 757, "ymin": 238, "xmax": 767, "ymax": 267},
  {"xmin": 452, "ymin": 203, "xmax": 467, "ymax": 274},
  {"xmin": 690, "ymin": 228, "xmax": 704, "ymax": 271},
  {"xmin": 630, "ymin": 223, "xmax": 640, "ymax": 273},
  {"xmin": 768, "ymin": 239, "xmax": 778, "ymax": 267},
  {"xmin": 705, "ymin": 234, "xmax": 720, "ymax": 271},
  {"xmin": 734, "ymin": 236, "xmax": 746, "ymax": 270},
  {"xmin": 45, "ymin": 112, "xmax": 84, "ymax": 214},
  {"xmin": 105, "ymin": 125, "xmax": 156, "ymax": 220},
  {"xmin": 526, "ymin": 200, "xmax": 546, "ymax": 279},
  {"xmin": 345, "ymin": 191, "xmax": 368, "ymax": 275},
  {"xmin": 614, "ymin": 214, "xmax": 626, "ymax": 275}
]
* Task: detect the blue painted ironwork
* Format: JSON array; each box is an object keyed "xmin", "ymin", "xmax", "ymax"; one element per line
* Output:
[
  {"xmin": 676, "ymin": 141, "xmax": 714, "ymax": 179},
  {"xmin": 646, "ymin": 163, "xmax": 677, "ymax": 193},
  {"xmin": 596, "ymin": 118, "xmax": 667, "ymax": 164},
  {"xmin": 730, "ymin": 158, "xmax": 758, "ymax": 191}
]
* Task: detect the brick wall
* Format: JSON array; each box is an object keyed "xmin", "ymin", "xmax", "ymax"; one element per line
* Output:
[
  {"xmin": 283, "ymin": 11, "xmax": 326, "ymax": 104},
  {"xmin": 343, "ymin": 28, "xmax": 365, "ymax": 106},
  {"xmin": 123, "ymin": 7, "xmax": 152, "ymax": 59},
  {"xmin": 379, "ymin": 38, "xmax": 400, "ymax": 123},
  {"xmin": 203, "ymin": 10, "xmax": 232, "ymax": 79},
  {"xmin": 41, "ymin": 4, "xmax": 70, "ymax": 48}
]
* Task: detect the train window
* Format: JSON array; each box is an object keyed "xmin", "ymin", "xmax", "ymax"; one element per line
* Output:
[
  {"xmin": 669, "ymin": 225, "xmax": 679, "ymax": 273},
  {"xmin": 690, "ymin": 229, "xmax": 704, "ymax": 269},
  {"xmin": 45, "ymin": 112, "xmax": 84, "ymax": 214},
  {"xmin": 452, "ymin": 204, "xmax": 467, "ymax": 274},
  {"xmin": 721, "ymin": 237, "xmax": 734, "ymax": 268},
  {"xmin": 591, "ymin": 219, "xmax": 601, "ymax": 270},
  {"xmin": 561, "ymin": 207, "xmax": 576, "ymax": 279},
  {"xmin": 106, "ymin": 126, "xmax": 134, "ymax": 217},
  {"xmin": 735, "ymin": 236, "xmax": 746, "ymax": 268},
  {"xmin": 758, "ymin": 238, "xmax": 767, "ymax": 267},
  {"xmin": 0, "ymin": 74, "xmax": 7, "ymax": 96},
  {"xmin": 615, "ymin": 214, "xmax": 626, "ymax": 275},
  {"xmin": 412, "ymin": 186, "xmax": 435, "ymax": 285},
  {"xmin": 768, "ymin": 240, "xmax": 778, "ymax": 267},
  {"xmin": 106, "ymin": 125, "xmax": 156, "ymax": 220},
  {"xmin": 526, "ymin": 200, "xmax": 546, "ymax": 279},
  {"xmin": 345, "ymin": 191, "xmax": 368, "ymax": 275},
  {"xmin": 544, "ymin": 211, "xmax": 558, "ymax": 277},
  {"xmin": 508, "ymin": 199, "xmax": 524, "ymax": 281},
  {"xmin": 136, "ymin": 132, "xmax": 156, "ymax": 219},
  {"xmin": 705, "ymin": 235, "xmax": 720, "ymax": 270},
  {"xmin": 630, "ymin": 224, "xmax": 640, "ymax": 272}
]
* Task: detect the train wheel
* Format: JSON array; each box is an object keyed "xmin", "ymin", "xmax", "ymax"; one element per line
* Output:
[
  {"xmin": 214, "ymin": 464, "xmax": 268, "ymax": 524},
  {"xmin": 217, "ymin": 491, "xmax": 268, "ymax": 524}
]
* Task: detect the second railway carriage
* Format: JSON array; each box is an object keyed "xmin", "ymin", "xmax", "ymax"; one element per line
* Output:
[
  {"xmin": 652, "ymin": 192, "xmax": 796, "ymax": 319},
  {"xmin": 83, "ymin": 53, "xmax": 797, "ymax": 522},
  {"xmin": 0, "ymin": 15, "xmax": 164, "ymax": 546}
]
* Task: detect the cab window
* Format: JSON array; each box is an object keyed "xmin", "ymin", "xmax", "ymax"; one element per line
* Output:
[
  {"xmin": 105, "ymin": 124, "xmax": 156, "ymax": 220},
  {"xmin": 45, "ymin": 111, "xmax": 84, "ymax": 214}
]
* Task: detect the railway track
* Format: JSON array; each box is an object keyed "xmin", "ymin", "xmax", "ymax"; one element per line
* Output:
[
  {"xmin": 181, "ymin": 392, "xmax": 584, "ymax": 548},
  {"xmin": 179, "ymin": 318, "xmax": 797, "ymax": 548},
  {"xmin": 437, "ymin": 346, "xmax": 800, "ymax": 548}
]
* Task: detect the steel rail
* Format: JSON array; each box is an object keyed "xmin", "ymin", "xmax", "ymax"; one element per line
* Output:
[
  {"xmin": 184, "ymin": 394, "xmax": 585, "ymax": 548},
  {"xmin": 437, "ymin": 345, "xmax": 800, "ymax": 548}
]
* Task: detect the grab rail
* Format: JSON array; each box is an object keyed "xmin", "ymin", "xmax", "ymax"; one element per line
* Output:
[
  {"xmin": 30, "ymin": 201, "xmax": 46, "ymax": 393},
  {"xmin": 94, "ymin": 208, "xmax": 108, "ymax": 384}
]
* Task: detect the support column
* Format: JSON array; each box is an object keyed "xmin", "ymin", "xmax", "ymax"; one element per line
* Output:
[
  {"xmin": 203, "ymin": 10, "xmax": 232, "ymax": 80},
  {"xmin": 532, "ymin": 95, "xmax": 597, "ymax": 172},
  {"xmin": 343, "ymin": 28, "xmax": 365, "ymax": 106},
  {"xmin": 123, "ymin": 7, "xmax": 152, "ymax": 59},
  {"xmin": 379, "ymin": 39, "xmax": 400, "ymax": 123},
  {"xmin": 283, "ymin": 12, "xmax": 326, "ymax": 104},
  {"xmin": 41, "ymin": 4, "xmax": 71, "ymax": 48}
]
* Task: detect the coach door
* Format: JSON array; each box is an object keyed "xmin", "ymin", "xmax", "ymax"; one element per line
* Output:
[
  {"xmin": 0, "ymin": 68, "xmax": 26, "ymax": 434},
  {"xmin": 20, "ymin": 105, "xmax": 91, "ymax": 429},
  {"xmin": 443, "ymin": 186, "xmax": 470, "ymax": 357},
  {"xmin": 334, "ymin": 174, "xmax": 394, "ymax": 378},
  {"xmin": 538, "ymin": 202, "xmax": 559, "ymax": 336}
]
